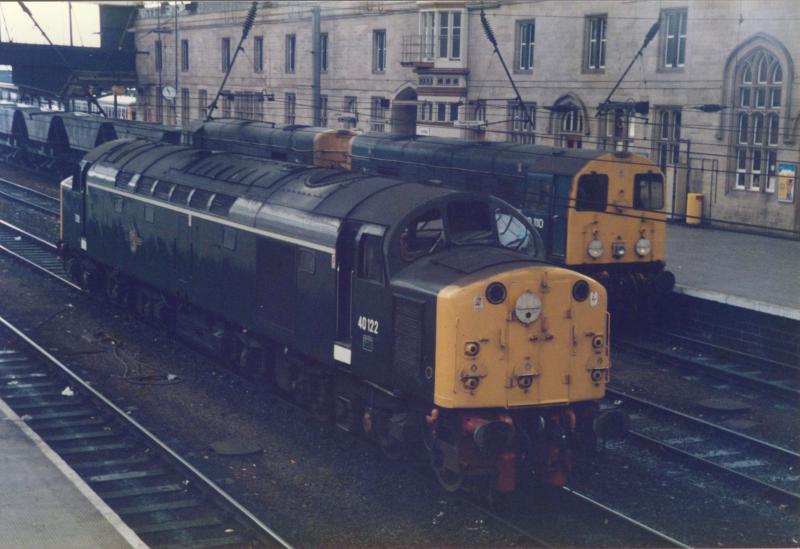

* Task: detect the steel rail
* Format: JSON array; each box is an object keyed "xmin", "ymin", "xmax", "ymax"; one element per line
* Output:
[
  {"xmin": 0, "ymin": 176, "xmax": 60, "ymax": 217},
  {"xmin": 0, "ymin": 219, "xmax": 81, "ymax": 291},
  {"xmin": 618, "ymin": 337, "xmax": 800, "ymax": 399},
  {"xmin": 607, "ymin": 388, "xmax": 800, "ymax": 504},
  {"xmin": 657, "ymin": 329, "xmax": 798, "ymax": 372},
  {"xmin": 0, "ymin": 313, "xmax": 294, "ymax": 549},
  {"xmin": 562, "ymin": 487, "xmax": 692, "ymax": 549}
]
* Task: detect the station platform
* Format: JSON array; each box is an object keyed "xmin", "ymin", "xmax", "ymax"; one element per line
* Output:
[
  {"xmin": 0, "ymin": 398, "xmax": 144, "ymax": 549},
  {"xmin": 665, "ymin": 223, "xmax": 800, "ymax": 320}
]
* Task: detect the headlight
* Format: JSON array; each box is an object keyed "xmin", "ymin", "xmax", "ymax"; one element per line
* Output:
[
  {"xmin": 514, "ymin": 291, "xmax": 542, "ymax": 325},
  {"xmin": 635, "ymin": 238, "xmax": 652, "ymax": 257},
  {"xmin": 613, "ymin": 243, "xmax": 626, "ymax": 258},
  {"xmin": 486, "ymin": 282, "xmax": 507, "ymax": 304},
  {"xmin": 587, "ymin": 239, "xmax": 603, "ymax": 259}
]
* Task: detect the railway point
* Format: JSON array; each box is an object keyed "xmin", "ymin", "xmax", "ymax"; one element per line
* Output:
[{"xmin": 0, "ymin": 398, "xmax": 142, "ymax": 549}]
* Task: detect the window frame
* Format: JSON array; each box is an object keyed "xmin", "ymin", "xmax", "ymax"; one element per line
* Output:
[
  {"xmin": 507, "ymin": 101, "xmax": 536, "ymax": 144},
  {"xmin": 320, "ymin": 32, "xmax": 328, "ymax": 72},
  {"xmin": 660, "ymin": 8, "xmax": 688, "ymax": 70},
  {"xmin": 198, "ymin": 89, "xmax": 207, "ymax": 119},
  {"xmin": 221, "ymin": 37, "xmax": 231, "ymax": 71},
  {"xmin": 320, "ymin": 95, "xmax": 328, "ymax": 126},
  {"xmin": 576, "ymin": 174, "xmax": 610, "ymax": 212},
  {"xmin": 358, "ymin": 234, "xmax": 385, "ymax": 284},
  {"xmin": 180, "ymin": 39, "xmax": 189, "ymax": 72},
  {"xmin": 584, "ymin": 14, "xmax": 607, "ymax": 72},
  {"xmin": 155, "ymin": 40, "xmax": 163, "ymax": 72},
  {"xmin": 254, "ymin": 36, "xmax": 264, "ymax": 73},
  {"xmin": 731, "ymin": 49, "xmax": 783, "ymax": 194},
  {"xmin": 373, "ymin": 30, "xmax": 387, "ymax": 73},
  {"xmin": 515, "ymin": 19, "xmax": 535, "ymax": 73},
  {"xmin": 654, "ymin": 107, "xmax": 682, "ymax": 169},
  {"xmin": 285, "ymin": 34, "xmax": 296, "ymax": 73},
  {"xmin": 370, "ymin": 96, "xmax": 387, "ymax": 132},
  {"xmin": 285, "ymin": 92, "xmax": 296, "ymax": 124}
]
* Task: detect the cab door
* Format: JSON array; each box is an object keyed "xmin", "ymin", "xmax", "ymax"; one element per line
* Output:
[
  {"xmin": 349, "ymin": 225, "xmax": 393, "ymax": 386},
  {"xmin": 523, "ymin": 172, "xmax": 554, "ymax": 255},
  {"xmin": 551, "ymin": 176, "xmax": 572, "ymax": 260}
]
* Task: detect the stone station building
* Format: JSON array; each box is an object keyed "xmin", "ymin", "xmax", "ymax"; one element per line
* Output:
[{"xmin": 134, "ymin": 0, "xmax": 800, "ymax": 234}]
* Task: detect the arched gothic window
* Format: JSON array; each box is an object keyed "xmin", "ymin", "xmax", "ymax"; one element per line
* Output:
[
  {"xmin": 550, "ymin": 95, "xmax": 587, "ymax": 149},
  {"xmin": 558, "ymin": 108, "xmax": 584, "ymax": 148},
  {"xmin": 733, "ymin": 49, "xmax": 783, "ymax": 192}
]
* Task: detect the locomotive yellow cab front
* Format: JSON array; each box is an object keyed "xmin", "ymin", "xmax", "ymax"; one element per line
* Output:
[
  {"xmin": 426, "ymin": 263, "xmax": 612, "ymax": 492},
  {"xmin": 435, "ymin": 266, "xmax": 609, "ymax": 409}
]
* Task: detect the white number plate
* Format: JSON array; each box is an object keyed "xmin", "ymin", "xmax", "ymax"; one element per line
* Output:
[{"xmin": 357, "ymin": 315, "xmax": 380, "ymax": 335}]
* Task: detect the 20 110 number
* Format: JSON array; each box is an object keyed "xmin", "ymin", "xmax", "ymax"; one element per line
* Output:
[{"xmin": 357, "ymin": 315, "xmax": 379, "ymax": 335}]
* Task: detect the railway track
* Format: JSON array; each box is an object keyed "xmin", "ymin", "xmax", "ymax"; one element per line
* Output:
[
  {"xmin": 0, "ymin": 224, "xmax": 691, "ymax": 549},
  {"xmin": 0, "ymin": 219, "xmax": 78, "ymax": 290},
  {"xmin": 619, "ymin": 332, "xmax": 800, "ymax": 399},
  {"xmin": 0, "ymin": 176, "xmax": 60, "ymax": 217},
  {"xmin": 608, "ymin": 387, "xmax": 800, "ymax": 506},
  {"xmin": 0, "ymin": 313, "xmax": 291, "ymax": 549}
]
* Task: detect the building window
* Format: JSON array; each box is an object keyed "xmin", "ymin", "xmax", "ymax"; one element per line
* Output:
[
  {"xmin": 254, "ymin": 36, "xmax": 264, "ymax": 72},
  {"xmin": 155, "ymin": 40, "xmax": 163, "ymax": 72},
  {"xmin": 450, "ymin": 103, "xmax": 459, "ymax": 122},
  {"xmin": 236, "ymin": 92, "xmax": 258, "ymax": 120},
  {"xmin": 516, "ymin": 20, "xmax": 535, "ymax": 71},
  {"xmin": 662, "ymin": 9, "xmax": 687, "ymax": 69},
  {"xmin": 320, "ymin": 95, "xmax": 328, "ymax": 126},
  {"xmin": 373, "ymin": 30, "xmax": 386, "ymax": 72},
  {"xmin": 181, "ymin": 88, "xmax": 190, "ymax": 126},
  {"xmin": 557, "ymin": 105, "xmax": 584, "ymax": 148},
  {"xmin": 601, "ymin": 108, "xmax": 633, "ymax": 151},
  {"xmin": 180, "ymin": 39, "xmax": 189, "ymax": 72},
  {"xmin": 342, "ymin": 96, "xmax": 358, "ymax": 128},
  {"xmin": 221, "ymin": 37, "xmax": 231, "ymax": 71},
  {"xmin": 471, "ymin": 100, "xmax": 486, "ymax": 122},
  {"xmin": 733, "ymin": 49, "xmax": 783, "ymax": 192},
  {"xmin": 508, "ymin": 102, "xmax": 535, "ymax": 143},
  {"xmin": 655, "ymin": 109, "xmax": 681, "ymax": 169},
  {"xmin": 417, "ymin": 101, "xmax": 432, "ymax": 121},
  {"xmin": 320, "ymin": 33, "xmax": 328, "ymax": 72},
  {"xmin": 255, "ymin": 93, "xmax": 264, "ymax": 121},
  {"xmin": 285, "ymin": 93, "xmax": 296, "ymax": 124},
  {"xmin": 222, "ymin": 93, "xmax": 232, "ymax": 118},
  {"xmin": 198, "ymin": 89, "xmax": 207, "ymax": 119},
  {"xmin": 371, "ymin": 97, "xmax": 387, "ymax": 132},
  {"xmin": 285, "ymin": 34, "xmax": 296, "ymax": 73},
  {"xmin": 585, "ymin": 15, "xmax": 606, "ymax": 70},
  {"xmin": 420, "ymin": 12, "xmax": 435, "ymax": 59}
]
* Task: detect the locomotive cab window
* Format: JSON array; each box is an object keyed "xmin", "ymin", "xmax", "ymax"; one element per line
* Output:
[
  {"xmin": 359, "ymin": 234, "xmax": 384, "ymax": 283},
  {"xmin": 634, "ymin": 173, "xmax": 665, "ymax": 210},
  {"xmin": 575, "ymin": 174, "xmax": 609, "ymax": 211},
  {"xmin": 447, "ymin": 200, "xmax": 493, "ymax": 245},
  {"xmin": 399, "ymin": 209, "xmax": 444, "ymax": 262},
  {"xmin": 495, "ymin": 206, "xmax": 537, "ymax": 255}
]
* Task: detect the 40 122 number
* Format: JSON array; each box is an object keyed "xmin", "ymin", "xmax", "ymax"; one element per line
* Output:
[{"xmin": 357, "ymin": 315, "xmax": 380, "ymax": 335}]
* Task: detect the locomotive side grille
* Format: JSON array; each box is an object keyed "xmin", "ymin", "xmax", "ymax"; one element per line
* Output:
[{"xmin": 393, "ymin": 296, "xmax": 425, "ymax": 378}]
